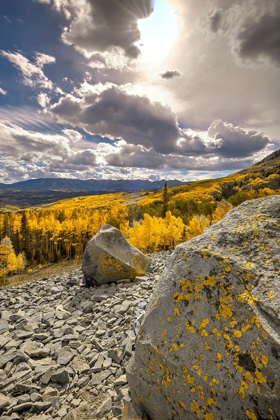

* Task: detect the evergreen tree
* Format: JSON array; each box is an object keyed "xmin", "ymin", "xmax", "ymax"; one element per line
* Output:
[
  {"xmin": 58, "ymin": 210, "xmax": 66, "ymax": 223},
  {"xmin": 162, "ymin": 182, "xmax": 169, "ymax": 218},
  {"xmin": 20, "ymin": 212, "xmax": 31, "ymax": 260},
  {"xmin": 1, "ymin": 214, "xmax": 9, "ymax": 239}
]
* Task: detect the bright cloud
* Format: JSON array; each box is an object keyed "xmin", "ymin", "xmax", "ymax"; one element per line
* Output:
[{"xmin": 0, "ymin": 50, "xmax": 55, "ymax": 89}]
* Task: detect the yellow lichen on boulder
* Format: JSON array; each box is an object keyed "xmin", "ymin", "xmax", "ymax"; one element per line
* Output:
[
  {"xmin": 127, "ymin": 196, "xmax": 280, "ymax": 420},
  {"xmin": 82, "ymin": 224, "xmax": 150, "ymax": 286}
]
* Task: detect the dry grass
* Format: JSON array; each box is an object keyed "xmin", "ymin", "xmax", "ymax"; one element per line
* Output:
[{"xmin": 0, "ymin": 258, "xmax": 82, "ymax": 289}]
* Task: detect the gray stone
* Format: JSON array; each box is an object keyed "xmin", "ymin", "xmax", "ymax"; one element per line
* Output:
[
  {"xmin": 14, "ymin": 331, "xmax": 33, "ymax": 339},
  {"xmin": 0, "ymin": 353, "xmax": 17, "ymax": 369},
  {"xmin": 0, "ymin": 336, "xmax": 11, "ymax": 349},
  {"xmin": 108, "ymin": 348, "xmax": 122, "ymax": 365},
  {"xmin": 115, "ymin": 374, "xmax": 127, "ymax": 386},
  {"xmin": 51, "ymin": 369, "xmax": 69, "ymax": 384},
  {"xmin": 17, "ymin": 394, "xmax": 31, "ymax": 404},
  {"xmin": 96, "ymin": 397, "xmax": 112, "ymax": 418},
  {"xmin": 80, "ymin": 301, "xmax": 93, "ymax": 314},
  {"xmin": 29, "ymin": 357, "xmax": 53, "ymax": 369},
  {"xmin": 33, "ymin": 401, "xmax": 53, "ymax": 412},
  {"xmin": 0, "ymin": 393, "xmax": 10, "ymax": 411},
  {"xmin": 12, "ymin": 383, "xmax": 40, "ymax": 396},
  {"xmin": 103, "ymin": 357, "xmax": 112, "ymax": 369},
  {"xmin": 82, "ymin": 224, "xmax": 150, "ymax": 286},
  {"xmin": 14, "ymin": 362, "xmax": 31, "ymax": 373},
  {"xmin": 57, "ymin": 405, "xmax": 68, "ymax": 417},
  {"xmin": 91, "ymin": 370, "xmax": 112, "ymax": 386},
  {"xmin": 30, "ymin": 393, "xmax": 42, "ymax": 402},
  {"xmin": 39, "ymin": 368, "xmax": 55, "ymax": 386},
  {"xmin": 31, "ymin": 347, "xmax": 51, "ymax": 359},
  {"xmin": 57, "ymin": 348, "xmax": 75, "ymax": 365},
  {"xmin": 12, "ymin": 402, "xmax": 33, "ymax": 413},
  {"xmin": 43, "ymin": 386, "xmax": 59, "ymax": 400},
  {"xmin": 127, "ymin": 196, "xmax": 280, "ymax": 420},
  {"xmin": 21, "ymin": 341, "xmax": 42, "ymax": 357},
  {"xmin": 91, "ymin": 354, "xmax": 104, "ymax": 373},
  {"xmin": 34, "ymin": 333, "xmax": 49, "ymax": 341},
  {"xmin": 62, "ymin": 409, "xmax": 77, "ymax": 420}
]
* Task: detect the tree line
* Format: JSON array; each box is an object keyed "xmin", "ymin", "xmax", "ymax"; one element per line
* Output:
[{"xmin": 0, "ymin": 190, "xmax": 234, "ymax": 279}]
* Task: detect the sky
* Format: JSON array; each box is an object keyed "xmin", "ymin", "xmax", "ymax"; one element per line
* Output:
[{"xmin": 0, "ymin": 0, "xmax": 280, "ymax": 183}]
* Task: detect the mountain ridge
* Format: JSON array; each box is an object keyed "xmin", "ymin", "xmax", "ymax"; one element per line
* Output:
[{"xmin": 0, "ymin": 178, "xmax": 187, "ymax": 192}]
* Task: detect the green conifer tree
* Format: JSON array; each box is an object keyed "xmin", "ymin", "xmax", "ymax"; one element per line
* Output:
[{"xmin": 162, "ymin": 182, "xmax": 169, "ymax": 218}]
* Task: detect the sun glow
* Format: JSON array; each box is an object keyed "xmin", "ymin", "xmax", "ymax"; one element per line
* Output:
[{"xmin": 138, "ymin": 0, "xmax": 178, "ymax": 64}]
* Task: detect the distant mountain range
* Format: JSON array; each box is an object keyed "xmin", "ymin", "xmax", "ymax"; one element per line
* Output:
[
  {"xmin": 0, "ymin": 178, "xmax": 187, "ymax": 192},
  {"xmin": 0, "ymin": 178, "xmax": 189, "ymax": 208}
]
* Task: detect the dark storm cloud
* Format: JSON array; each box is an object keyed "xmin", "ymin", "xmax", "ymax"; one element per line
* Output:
[
  {"xmin": 177, "ymin": 135, "xmax": 207, "ymax": 155},
  {"xmin": 208, "ymin": 120, "xmax": 270, "ymax": 158},
  {"xmin": 51, "ymin": 83, "xmax": 182, "ymax": 154},
  {"xmin": 50, "ymin": 82, "xmax": 272, "ymax": 159},
  {"xmin": 105, "ymin": 142, "xmax": 165, "ymax": 169},
  {"xmin": 210, "ymin": 10, "xmax": 223, "ymax": 33},
  {"xmin": 63, "ymin": 150, "xmax": 97, "ymax": 167},
  {"xmin": 160, "ymin": 69, "xmax": 182, "ymax": 79},
  {"xmin": 236, "ymin": 13, "xmax": 280, "ymax": 67},
  {"xmin": 62, "ymin": 0, "xmax": 154, "ymax": 59}
]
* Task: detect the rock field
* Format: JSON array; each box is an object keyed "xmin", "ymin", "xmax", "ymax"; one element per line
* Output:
[{"xmin": 0, "ymin": 251, "xmax": 172, "ymax": 420}]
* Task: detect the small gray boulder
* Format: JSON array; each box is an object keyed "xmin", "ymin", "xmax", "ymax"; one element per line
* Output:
[{"xmin": 82, "ymin": 224, "xmax": 150, "ymax": 286}]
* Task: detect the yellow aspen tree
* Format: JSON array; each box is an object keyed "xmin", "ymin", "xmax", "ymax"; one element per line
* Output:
[
  {"xmin": 7, "ymin": 250, "xmax": 17, "ymax": 274},
  {"xmin": 120, "ymin": 220, "xmax": 129, "ymax": 238},
  {"xmin": 128, "ymin": 222, "xmax": 143, "ymax": 250},
  {"xmin": 164, "ymin": 211, "xmax": 185, "ymax": 249},
  {"xmin": 16, "ymin": 253, "xmax": 26, "ymax": 274},
  {"xmin": 186, "ymin": 215, "xmax": 211, "ymax": 239},
  {"xmin": 211, "ymin": 200, "xmax": 233, "ymax": 225},
  {"xmin": 0, "ymin": 236, "xmax": 15, "ymax": 279}
]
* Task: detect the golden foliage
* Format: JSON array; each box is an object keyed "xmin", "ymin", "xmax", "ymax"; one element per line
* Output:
[{"xmin": 0, "ymin": 150, "xmax": 279, "ymax": 275}]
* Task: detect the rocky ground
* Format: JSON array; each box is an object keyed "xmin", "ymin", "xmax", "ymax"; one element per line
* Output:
[{"xmin": 0, "ymin": 251, "xmax": 172, "ymax": 420}]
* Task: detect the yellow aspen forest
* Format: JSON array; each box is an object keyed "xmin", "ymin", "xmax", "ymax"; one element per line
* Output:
[
  {"xmin": 0, "ymin": 197, "xmax": 233, "ymax": 279},
  {"xmin": 0, "ymin": 151, "xmax": 279, "ymax": 280}
]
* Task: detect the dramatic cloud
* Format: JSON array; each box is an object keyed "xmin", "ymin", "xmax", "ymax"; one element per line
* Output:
[
  {"xmin": 1, "ymin": 0, "xmax": 279, "ymax": 183},
  {"xmin": 235, "ymin": 13, "xmax": 280, "ymax": 67},
  {"xmin": 205, "ymin": 0, "xmax": 280, "ymax": 68},
  {"xmin": 207, "ymin": 120, "xmax": 270, "ymax": 158},
  {"xmin": 104, "ymin": 141, "xmax": 165, "ymax": 169},
  {"xmin": 50, "ymin": 82, "xmax": 182, "ymax": 154},
  {"xmin": 50, "ymin": 81, "xmax": 272, "ymax": 160},
  {"xmin": 0, "ymin": 51, "xmax": 55, "ymax": 89},
  {"xmin": 0, "ymin": 122, "xmax": 98, "ymax": 181},
  {"xmin": 56, "ymin": 0, "xmax": 153, "ymax": 59},
  {"xmin": 160, "ymin": 69, "xmax": 182, "ymax": 79}
]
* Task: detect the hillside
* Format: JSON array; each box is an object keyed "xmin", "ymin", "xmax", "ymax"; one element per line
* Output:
[
  {"xmin": 0, "ymin": 178, "xmax": 187, "ymax": 191},
  {"xmin": 138, "ymin": 149, "xmax": 280, "ymax": 206},
  {"xmin": 0, "ymin": 179, "xmax": 188, "ymax": 208}
]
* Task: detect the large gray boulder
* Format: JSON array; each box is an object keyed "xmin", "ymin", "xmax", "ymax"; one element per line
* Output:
[
  {"xmin": 82, "ymin": 224, "xmax": 150, "ymax": 286},
  {"xmin": 127, "ymin": 195, "xmax": 280, "ymax": 420}
]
